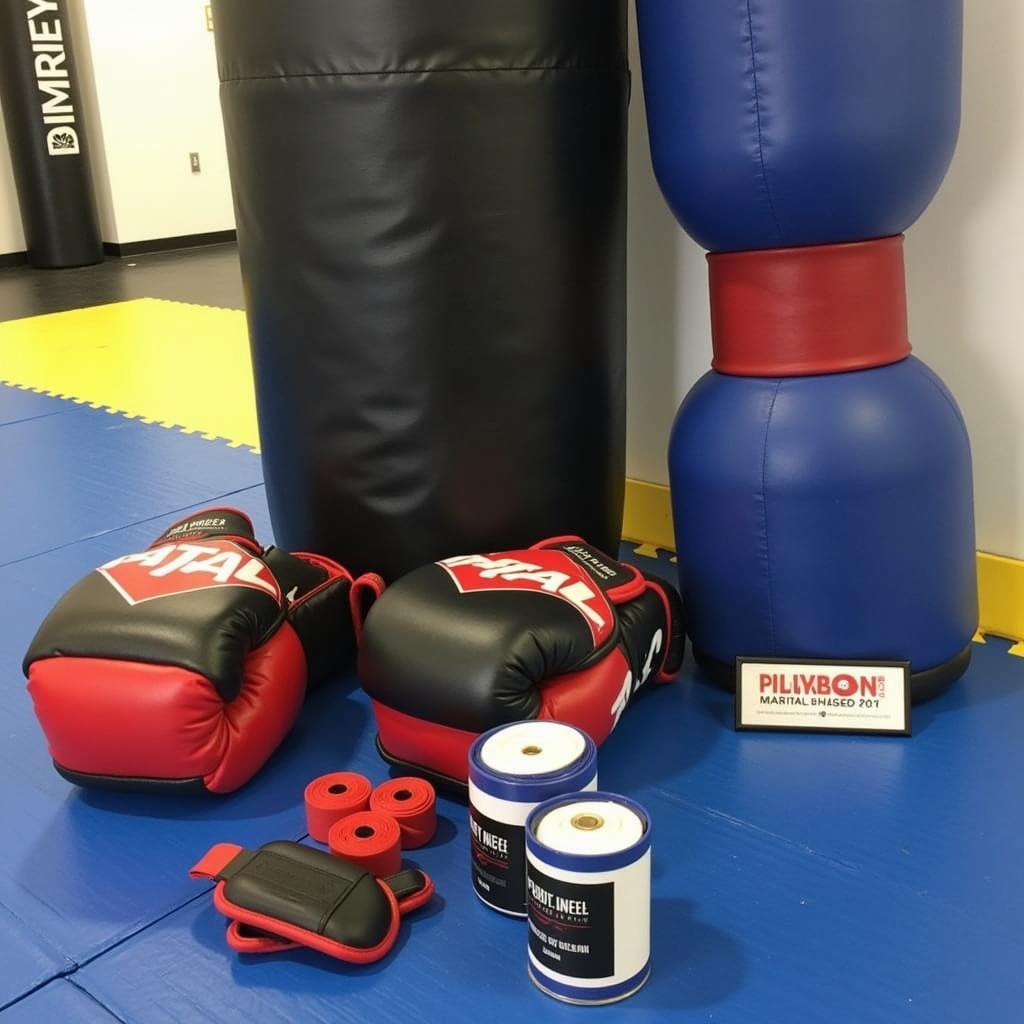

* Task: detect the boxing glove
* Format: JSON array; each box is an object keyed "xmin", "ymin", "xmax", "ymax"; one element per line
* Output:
[
  {"xmin": 24, "ymin": 507, "xmax": 384, "ymax": 793},
  {"xmin": 358, "ymin": 537, "xmax": 684, "ymax": 785}
]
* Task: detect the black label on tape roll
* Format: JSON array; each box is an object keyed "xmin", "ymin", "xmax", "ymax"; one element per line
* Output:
[
  {"xmin": 470, "ymin": 805, "xmax": 525, "ymax": 913},
  {"xmin": 527, "ymin": 864, "xmax": 614, "ymax": 979}
]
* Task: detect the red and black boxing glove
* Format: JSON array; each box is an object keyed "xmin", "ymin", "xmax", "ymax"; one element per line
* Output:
[
  {"xmin": 358, "ymin": 537, "xmax": 684, "ymax": 785},
  {"xmin": 23, "ymin": 508, "xmax": 384, "ymax": 793}
]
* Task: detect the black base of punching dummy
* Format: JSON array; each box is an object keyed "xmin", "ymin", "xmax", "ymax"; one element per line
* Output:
[{"xmin": 694, "ymin": 643, "xmax": 973, "ymax": 705}]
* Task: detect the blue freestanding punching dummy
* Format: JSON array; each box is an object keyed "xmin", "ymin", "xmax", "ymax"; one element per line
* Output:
[{"xmin": 636, "ymin": 0, "xmax": 977, "ymax": 699}]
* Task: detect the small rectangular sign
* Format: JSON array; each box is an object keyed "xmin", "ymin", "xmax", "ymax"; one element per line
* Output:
[{"xmin": 735, "ymin": 658, "xmax": 911, "ymax": 736}]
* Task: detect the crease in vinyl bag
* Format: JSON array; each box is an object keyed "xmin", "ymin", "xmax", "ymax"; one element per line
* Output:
[{"xmin": 211, "ymin": 0, "xmax": 630, "ymax": 580}]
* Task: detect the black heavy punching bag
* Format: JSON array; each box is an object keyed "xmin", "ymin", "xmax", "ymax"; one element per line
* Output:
[
  {"xmin": 0, "ymin": 0, "xmax": 101, "ymax": 268},
  {"xmin": 212, "ymin": 0, "xmax": 629, "ymax": 580}
]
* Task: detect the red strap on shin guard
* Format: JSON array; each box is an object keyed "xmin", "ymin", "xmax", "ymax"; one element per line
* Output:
[{"xmin": 189, "ymin": 843, "xmax": 244, "ymax": 880}]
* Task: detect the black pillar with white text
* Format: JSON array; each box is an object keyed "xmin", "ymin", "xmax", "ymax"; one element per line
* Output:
[{"xmin": 0, "ymin": 0, "xmax": 102, "ymax": 267}]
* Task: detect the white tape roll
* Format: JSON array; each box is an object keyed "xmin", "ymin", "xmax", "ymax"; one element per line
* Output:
[
  {"xmin": 479, "ymin": 720, "xmax": 587, "ymax": 777},
  {"xmin": 526, "ymin": 793, "xmax": 651, "ymax": 1005},
  {"xmin": 534, "ymin": 798, "xmax": 645, "ymax": 856},
  {"xmin": 468, "ymin": 721, "xmax": 598, "ymax": 918}
]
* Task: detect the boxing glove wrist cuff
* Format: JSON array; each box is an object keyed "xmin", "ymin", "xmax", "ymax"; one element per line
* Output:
[
  {"xmin": 190, "ymin": 841, "xmax": 433, "ymax": 964},
  {"xmin": 708, "ymin": 236, "xmax": 911, "ymax": 377}
]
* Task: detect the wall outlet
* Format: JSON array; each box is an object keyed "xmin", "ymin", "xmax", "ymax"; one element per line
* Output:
[
  {"xmin": 205, "ymin": 5, "xmax": 213, "ymax": 31},
  {"xmin": 190, "ymin": 152, "xmax": 201, "ymax": 174}
]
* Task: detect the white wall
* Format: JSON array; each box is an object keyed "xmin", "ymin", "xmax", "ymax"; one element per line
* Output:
[
  {"xmin": 625, "ymin": 0, "xmax": 1024, "ymax": 560},
  {"xmin": 0, "ymin": 0, "xmax": 232, "ymax": 251},
  {"xmin": 76, "ymin": 0, "xmax": 232, "ymax": 243},
  {"xmin": 904, "ymin": 0, "xmax": 1024, "ymax": 561},
  {"xmin": 66, "ymin": 0, "xmax": 116, "ymax": 241},
  {"xmin": 0, "ymin": 106, "xmax": 27, "ymax": 255}
]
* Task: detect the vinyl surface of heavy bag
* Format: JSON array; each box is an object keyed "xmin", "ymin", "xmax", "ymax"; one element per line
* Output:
[
  {"xmin": 636, "ymin": 0, "xmax": 962, "ymax": 251},
  {"xmin": 212, "ymin": 0, "xmax": 629, "ymax": 579}
]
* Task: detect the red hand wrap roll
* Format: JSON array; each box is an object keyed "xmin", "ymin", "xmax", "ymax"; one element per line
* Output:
[
  {"xmin": 304, "ymin": 772, "xmax": 373, "ymax": 843},
  {"xmin": 328, "ymin": 811, "xmax": 402, "ymax": 877},
  {"xmin": 369, "ymin": 777, "xmax": 437, "ymax": 849}
]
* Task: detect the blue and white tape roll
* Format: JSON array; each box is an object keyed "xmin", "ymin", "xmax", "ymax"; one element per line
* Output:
[
  {"xmin": 468, "ymin": 721, "xmax": 598, "ymax": 917},
  {"xmin": 525, "ymin": 792, "xmax": 652, "ymax": 1005}
]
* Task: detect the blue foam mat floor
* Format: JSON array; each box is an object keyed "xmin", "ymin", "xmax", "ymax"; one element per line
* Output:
[{"xmin": 0, "ymin": 384, "xmax": 1021, "ymax": 1021}]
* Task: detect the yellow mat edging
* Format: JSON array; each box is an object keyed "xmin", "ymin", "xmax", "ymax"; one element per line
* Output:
[
  {"xmin": 977, "ymin": 552, "xmax": 1024, "ymax": 654},
  {"xmin": 0, "ymin": 298, "xmax": 260, "ymax": 452},
  {"xmin": 624, "ymin": 479, "xmax": 1024, "ymax": 651}
]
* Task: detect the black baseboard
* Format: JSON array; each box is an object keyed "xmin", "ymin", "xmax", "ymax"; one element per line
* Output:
[
  {"xmin": 0, "ymin": 251, "xmax": 28, "ymax": 268},
  {"xmin": 103, "ymin": 230, "xmax": 236, "ymax": 258}
]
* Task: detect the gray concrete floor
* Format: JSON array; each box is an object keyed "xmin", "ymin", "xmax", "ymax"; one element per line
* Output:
[{"xmin": 0, "ymin": 242, "xmax": 244, "ymax": 322}]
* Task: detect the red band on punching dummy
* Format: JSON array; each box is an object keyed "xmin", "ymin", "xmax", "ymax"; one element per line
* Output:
[
  {"xmin": 708, "ymin": 236, "xmax": 911, "ymax": 376},
  {"xmin": 369, "ymin": 778, "xmax": 437, "ymax": 849},
  {"xmin": 329, "ymin": 811, "xmax": 403, "ymax": 877},
  {"xmin": 305, "ymin": 772, "xmax": 373, "ymax": 843}
]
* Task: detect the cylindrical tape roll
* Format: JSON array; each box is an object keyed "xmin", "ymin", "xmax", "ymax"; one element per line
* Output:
[
  {"xmin": 304, "ymin": 772, "xmax": 373, "ymax": 843},
  {"xmin": 526, "ymin": 792, "xmax": 651, "ymax": 1005},
  {"xmin": 369, "ymin": 777, "xmax": 437, "ymax": 849},
  {"xmin": 468, "ymin": 722, "xmax": 598, "ymax": 917},
  {"xmin": 328, "ymin": 811, "xmax": 402, "ymax": 877}
]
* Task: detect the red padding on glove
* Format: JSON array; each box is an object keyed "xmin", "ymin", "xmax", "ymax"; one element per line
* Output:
[
  {"xmin": 372, "ymin": 700, "xmax": 479, "ymax": 784},
  {"xmin": 370, "ymin": 778, "xmax": 436, "ymax": 849},
  {"xmin": 536, "ymin": 646, "xmax": 631, "ymax": 744},
  {"xmin": 372, "ymin": 647, "xmax": 635, "ymax": 786},
  {"xmin": 305, "ymin": 772, "xmax": 372, "ymax": 843},
  {"xmin": 27, "ymin": 625, "xmax": 306, "ymax": 794},
  {"xmin": 329, "ymin": 811, "xmax": 402, "ymax": 877},
  {"xmin": 708, "ymin": 235, "xmax": 911, "ymax": 376},
  {"xmin": 350, "ymin": 573, "xmax": 387, "ymax": 645}
]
